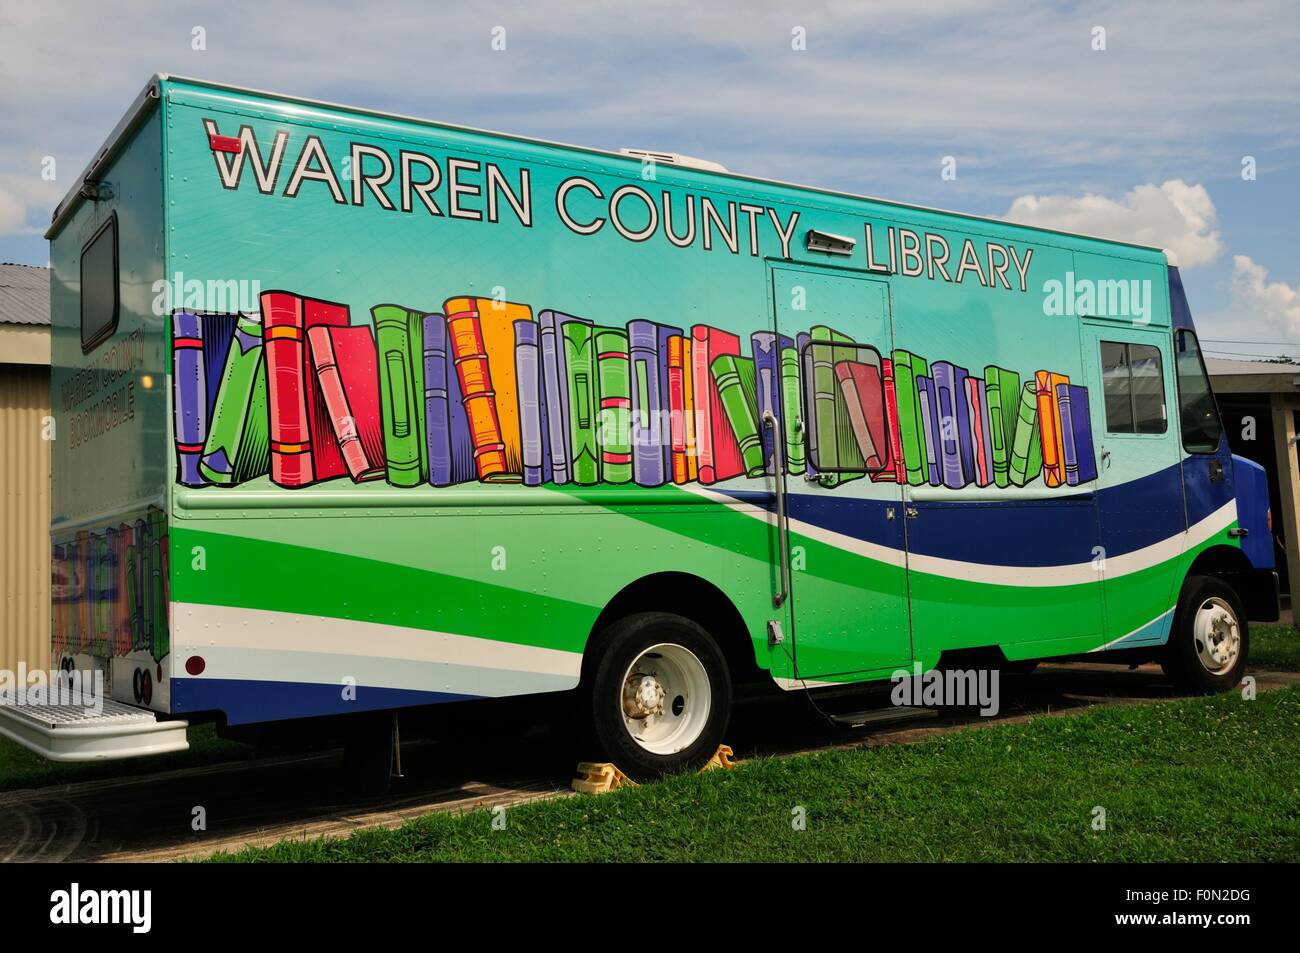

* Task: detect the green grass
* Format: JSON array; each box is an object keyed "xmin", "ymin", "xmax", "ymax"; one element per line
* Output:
[
  {"xmin": 1251, "ymin": 624, "xmax": 1300, "ymax": 672},
  {"xmin": 209, "ymin": 685, "xmax": 1300, "ymax": 863},
  {"xmin": 0, "ymin": 723, "xmax": 248, "ymax": 793}
]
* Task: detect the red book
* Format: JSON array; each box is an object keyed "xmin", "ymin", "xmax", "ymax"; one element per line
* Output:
[
  {"xmin": 307, "ymin": 325, "xmax": 386, "ymax": 482},
  {"xmin": 879, "ymin": 357, "xmax": 905, "ymax": 483},
  {"xmin": 261, "ymin": 291, "xmax": 351, "ymax": 487},
  {"xmin": 690, "ymin": 325, "xmax": 743, "ymax": 484}
]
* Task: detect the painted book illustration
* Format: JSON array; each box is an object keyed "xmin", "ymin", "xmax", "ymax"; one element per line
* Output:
[{"xmin": 172, "ymin": 292, "xmax": 1094, "ymax": 495}]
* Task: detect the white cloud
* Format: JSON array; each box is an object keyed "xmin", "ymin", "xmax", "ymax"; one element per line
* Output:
[
  {"xmin": 1231, "ymin": 255, "xmax": 1300, "ymax": 341},
  {"xmin": 1000, "ymin": 180, "xmax": 1225, "ymax": 267},
  {"xmin": 0, "ymin": 174, "xmax": 62, "ymax": 239}
]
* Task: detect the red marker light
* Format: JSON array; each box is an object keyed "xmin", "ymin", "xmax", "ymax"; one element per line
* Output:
[
  {"xmin": 208, "ymin": 134, "xmax": 242, "ymax": 154},
  {"xmin": 185, "ymin": 656, "xmax": 206, "ymax": 676}
]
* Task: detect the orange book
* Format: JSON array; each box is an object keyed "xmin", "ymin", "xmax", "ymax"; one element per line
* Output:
[
  {"xmin": 1035, "ymin": 370, "xmax": 1069, "ymax": 488},
  {"xmin": 682, "ymin": 338, "xmax": 700, "ymax": 482},
  {"xmin": 667, "ymin": 335, "xmax": 689, "ymax": 483},
  {"xmin": 443, "ymin": 296, "xmax": 534, "ymax": 481}
]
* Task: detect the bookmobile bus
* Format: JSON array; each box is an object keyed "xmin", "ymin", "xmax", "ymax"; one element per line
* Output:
[{"xmin": 0, "ymin": 75, "xmax": 1278, "ymax": 786}]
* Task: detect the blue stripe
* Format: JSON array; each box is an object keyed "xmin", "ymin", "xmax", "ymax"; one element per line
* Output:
[
  {"xmin": 715, "ymin": 461, "xmax": 1222, "ymax": 569},
  {"xmin": 172, "ymin": 677, "xmax": 478, "ymax": 724}
]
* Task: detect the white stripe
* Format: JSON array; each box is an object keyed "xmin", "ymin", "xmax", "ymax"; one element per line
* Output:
[
  {"xmin": 171, "ymin": 602, "xmax": 582, "ymax": 697},
  {"xmin": 681, "ymin": 482, "xmax": 1237, "ymax": 588}
]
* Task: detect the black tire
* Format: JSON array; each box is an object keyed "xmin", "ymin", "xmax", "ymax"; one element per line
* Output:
[
  {"xmin": 132, "ymin": 668, "xmax": 143, "ymax": 704},
  {"xmin": 1161, "ymin": 575, "xmax": 1249, "ymax": 694},
  {"xmin": 586, "ymin": 612, "xmax": 731, "ymax": 781},
  {"xmin": 141, "ymin": 669, "xmax": 153, "ymax": 706}
]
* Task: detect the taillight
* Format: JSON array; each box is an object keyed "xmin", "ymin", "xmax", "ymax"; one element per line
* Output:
[{"xmin": 1268, "ymin": 508, "xmax": 1272, "ymax": 532}]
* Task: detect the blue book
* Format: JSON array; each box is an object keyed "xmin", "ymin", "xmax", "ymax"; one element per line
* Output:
[
  {"xmin": 628, "ymin": 319, "xmax": 668, "ymax": 487},
  {"xmin": 423, "ymin": 313, "xmax": 455, "ymax": 487},
  {"xmin": 931, "ymin": 362, "xmax": 965, "ymax": 489},
  {"xmin": 538, "ymin": 310, "xmax": 592, "ymax": 485},
  {"xmin": 916, "ymin": 375, "xmax": 942, "ymax": 486},
  {"xmin": 1057, "ymin": 382, "xmax": 1098, "ymax": 485},
  {"xmin": 752, "ymin": 331, "xmax": 794, "ymax": 475},
  {"xmin": 515, "ymin": 321, "xmax": 547, "ymax": 486},
  {"xmin": 953, "ymin": 364, "xmax": 975, "ymax": 484}
]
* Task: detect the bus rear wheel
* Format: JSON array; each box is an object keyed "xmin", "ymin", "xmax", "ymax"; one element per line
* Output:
[
  {"xmin": 1161, "ymin": 575, "xmax": 1249, "ymax": 694},
  {"xmin": 587, "ymin": 612, "xmax": 731, "ymax": 781}
]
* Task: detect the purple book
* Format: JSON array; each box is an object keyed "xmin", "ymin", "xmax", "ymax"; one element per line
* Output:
[
  {"xmin": 655, "ymin": 322, "xmax": 683, "ymax": 476},
  {"xmin": 931, "ymin": 362, "xmax": 966, "ymax": 489},
  {"xmin": 538, "ymin": 310, "xmax": 592, "ymax": 485},
  {"xmin": 1057, "ymin": 382, "xmax": 1098, "ymax": 485},
  {"xmin": 916, "ymin": 375, "xmax": 942, "ymax": 486},
  {"xmin": 423, "ymin": 313, "xmax": 455, "ymax": 487},
  {"xmin": 752, "ymin": 331, "xmax": 794, "ymax": 475},
  {"xmin": 515, "ymin": 321, "xmax": 547, "ymax": 486},
  {"xmin": 171, "ymin": 310, "xmax": 236, "ymax": 487},
  {"xmin": 628, "ymin": 320, "xmax": 665, "ymax": 486}
]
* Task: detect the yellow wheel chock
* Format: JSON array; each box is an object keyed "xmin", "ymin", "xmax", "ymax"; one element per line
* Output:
[{"xmin": 571, "ymin": 744, "xmax": 737, "ymax": 794}]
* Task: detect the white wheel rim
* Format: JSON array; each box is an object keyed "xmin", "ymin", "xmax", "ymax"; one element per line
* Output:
[
  {"xmin": 1192, "ymin": 597, "xmax": 1241, "ymax": 675},
  {"xmin": 620, "ymin": 643, "xmax": 712, "ymax": 755}
]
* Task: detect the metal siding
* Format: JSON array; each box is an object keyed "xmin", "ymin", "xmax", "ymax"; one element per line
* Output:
[{"xmin": 0, "ymin": 364, "xmax": 51, "ymax": 672}]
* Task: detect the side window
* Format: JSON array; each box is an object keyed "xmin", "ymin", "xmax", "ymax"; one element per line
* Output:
[
  {"xmin": 1099, "ymin": 340, "xmax": 1167, "ymax": 435},
  {"xmin": 80, "ymin": 213, "xmax": 119, "ymax": 353},
  {"xmin": 800, "ymin": 340, "xmax": 891, "ymax": 473},
  {"xmin": 1174, "ymin": 329, "xmax": 1223, "ymax": 452}
]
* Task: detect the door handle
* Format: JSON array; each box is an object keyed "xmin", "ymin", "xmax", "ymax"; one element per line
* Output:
[
  {"xmin": 763, "ymin": 411, "xmax": 790, "ymax": 608},
  {"xmin": 905, "ymin": 506, "xmax": 918, "ymax": 519}
]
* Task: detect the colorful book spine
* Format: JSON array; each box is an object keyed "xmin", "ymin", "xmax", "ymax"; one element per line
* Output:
[
  {"xmin": 562, "ymin": 321, "xmax": 600, "ymax": 485},
  {"xmin": 1035, "ymin": 370, "xmax": 1070, "ymax": 488},
  {"xmin": 809, "ymin": 325, "xmax": 861, "ymax": 484},
  {"xmin": 538, "ymin": 311, "xmax": 591, "ymax": 486},
  {"xmin": 836, "ymin": 362, "xmax": 885, "ymax": 471},
  {"xmin": 752, "ymin": 331, "xmax": 793, "ymax": 475},
  {"xmin": 199, "ymin": 313, "xmax": 270, "ymax": 486},
  {"xmin": 655, "ymin": 323, "xmax": 684, "ymax": 477},
  {"xmin": 712, "ymin": 354, "xmax": 765, "ymax": 477},
  {"xmin": 310, "ymin": 324, "xmax": 385, "ymax": 482},
  {"xmin": 422, "ymin": 313, "xmax": 455, "ymax": 486},
  {"xmin": 443, "ymin": 298, "xmax": 510, "ymax": 482},
  {"xmin": 1009, "ymin": 380, "xmax": 1044, "ymax": 486},
  {"xmin": 984, "ymin": 365, "xmax": 1020, "ymax": 488},
  {"xmin": 682, "ymin": 338, "xmax": 700, "ymax": 483},
  {"xmin": 595, "ymin": 327, "xmax": 632, "ymax": 484},
  {"xmin": 170, "ymin": 311, "xmax": 236, "ymax": 487},
  {"xmin": 515, "ymin": 321, "xmax": 547, "ymax": 486},
  {"xmin": 965, "ymin": 376, "xmax": 992, "ymax": 487},
  {"xmin": 628, "ymin": 320, "xmax": 667, "ymax": 487},
  {"xmin": 931, "ymin": 361, "xmax": 965, "ymax": 489},
  {"xmin": 779, "ymin": 339, "xmax": 806, "ymax": 475},
  {"xmin": 891, "ymin": 349, "xmax": 930, "ymax": 486},
  {"xmin": 261, "ymin": 292, "xmax": 350, "ymax": 487},
  {"xmin": 667, "ymin": 335, "xmax": 690, "ymax": 484},
  {"xmin": 1056, "ymin": 382, "xmax": 1099, "ymax": 486},
  {"xmin": 372, "ymin": 304, "xmax": 429, "ymax": 487},
  {"xmin": 916, "ymin": 375, "xmax": 941, "ymax": 486},
  {"xmin": 691, "ymin": 325, "xmax": 743, "ymax": 484},
  {"xmin": 876, "ymin": 357, "xmax": 905, "ymax": 483}
]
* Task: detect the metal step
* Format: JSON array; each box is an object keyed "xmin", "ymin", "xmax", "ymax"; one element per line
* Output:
[
  {"xmin": 829, "ymin": 705, "xmax": 939, "ymax": 729},
  {"xmin": 0, "ymin": 699, "xmax": 188, "ymax": 763}
]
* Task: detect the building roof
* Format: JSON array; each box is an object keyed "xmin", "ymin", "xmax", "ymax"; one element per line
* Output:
[
  {"xmin": 1206, "ymin": 357, "xmax": 1300, "ymax": 376},
  {"xmin": 1206, "ymin": 356, "xmax": 1300, "ymax": 396},
  {"xmin": 0, "ymin": 263, "xmax": 50, "ymax": 326}
]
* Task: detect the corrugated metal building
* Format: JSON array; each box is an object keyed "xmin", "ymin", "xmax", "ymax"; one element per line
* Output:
[{"xmin": 0, "ymin": 263, "xmax": 51, "ymax": 674}]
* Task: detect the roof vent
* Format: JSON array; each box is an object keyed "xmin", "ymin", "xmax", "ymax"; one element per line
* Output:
[{"xmin": 618, "ymin": 149, "xmax": 728, "ymax": 173}]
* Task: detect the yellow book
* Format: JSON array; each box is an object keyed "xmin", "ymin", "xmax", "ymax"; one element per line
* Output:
[{"xmin": 443, "ymin": 296, "xmax": 534, "ymax": 478}]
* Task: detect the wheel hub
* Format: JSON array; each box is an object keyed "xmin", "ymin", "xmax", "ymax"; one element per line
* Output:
[
  {"xmin": 1193, "ymin": 598, "xmax": 1241, "ymax": 675},
  {"xmin": 623, "ymin": 673, "xmax": 665, "ymax": 719}
]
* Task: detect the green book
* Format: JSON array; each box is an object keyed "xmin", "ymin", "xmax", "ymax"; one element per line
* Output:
[
  {"xmin": 810, "ymin": 326, "xmax": 862, "ymax": 487},
  {"xmin": 711, "ymin": 354, "xmax": 765, "ymax": 477},
  {"xmin": 373, "ymin": 304, "xmax": 427, "ymax": 487},
  {"xmin": 199, "ymin": 313, "xmax": 270, "ymax": 486},
  {"xmin": 891, "ymin": 349, "xmax": 930, "ymax": 486},
  {"xmin": 563, "ymin": 321, "xmax": 600, "ymax": 485},
  {"xmin": 1008, "ymin": 379, "xmax": 1044, "ymax": 486},
  {"xmin": 984, "ymin": 365, "xmax": 1021, "ymax": 488},
  {"xmin": 779, "ymin": 343, "xmax": 805, "ymax": 474},
  {"xmin": 594, "ymin": 326, "xmax": 632, "ymax": 484}
]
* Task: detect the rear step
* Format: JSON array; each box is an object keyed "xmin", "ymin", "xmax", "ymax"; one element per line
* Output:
[
  {"xmin": 829, "ymin": 706, "xmax": 939, "ymax": 729},
  {"xmin": 0, "ymin": 700, "xmax": 188, "ymax": 762}
]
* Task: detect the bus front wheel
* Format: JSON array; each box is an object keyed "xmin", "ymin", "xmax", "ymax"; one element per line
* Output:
[
  {"xmin": 1161, "ymin": 575, "xmax": 1249, "ymax": 694},
  {"xmin": 586, "ymin": 612, "xmax": 732, "ymax": 781}
]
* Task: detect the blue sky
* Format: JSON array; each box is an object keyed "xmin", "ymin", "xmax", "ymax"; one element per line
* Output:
[{"xmin": 2, "ymin": 0, "xmax": 1297, "ymax": 355}]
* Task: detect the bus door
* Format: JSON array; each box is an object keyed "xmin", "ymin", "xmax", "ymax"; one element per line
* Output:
[
  {"xmin": 1081, "ymin": 321, "xmax": 1185, "ymax": 644},
  {"xmin": 767, "ymin": 262, "xmax": 913, "ymax": 679}
]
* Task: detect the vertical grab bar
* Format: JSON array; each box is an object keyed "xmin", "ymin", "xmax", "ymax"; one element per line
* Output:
[{"xmin": 763, "ymin": 411, "xmax": 790, "ymax": 608}]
